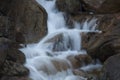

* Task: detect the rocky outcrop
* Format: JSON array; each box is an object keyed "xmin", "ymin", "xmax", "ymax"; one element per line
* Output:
[{"xmin": 0, "ymin": 0, "xmax": 47, "ymax": 44}]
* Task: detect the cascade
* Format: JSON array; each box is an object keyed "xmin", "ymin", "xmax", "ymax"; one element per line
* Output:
[{"xmin": 20, "ymin": 0, "xmax": 102, "ymax": 80}]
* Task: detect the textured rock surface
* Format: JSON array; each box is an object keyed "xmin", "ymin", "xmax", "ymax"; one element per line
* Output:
[
  {"xmin": 0, "ymin": 76, "xmax": 32, "ymax": 80},
  {"xmin": 67, "ymin": 54, "xmax": 92, "ymax": 69},
  {"xmin": 56, "ymin": 0, "xmax": 82, "ymax": 14},
  {"xmin": 82, "ymin": 0, "xmax": 120, "ymax": 13},
  {"xmin": 0, "ymin": 0, "xmax": 47, "ymax": 43},
  {"xmin": 0, "ymin": 60, "xmax": 29, "ymax": 76},
  {"xmin": 103, "ymin": 54, "xmax": 120, "ymax": 80},
  {"xmin": 81, "ymin": 13, "xmax": 120, "ymax": 62}
]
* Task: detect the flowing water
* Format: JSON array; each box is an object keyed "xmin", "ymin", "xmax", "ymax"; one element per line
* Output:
[{"xmin": 20, "ymin": 0, "xmax": 102, "ymax": 80}]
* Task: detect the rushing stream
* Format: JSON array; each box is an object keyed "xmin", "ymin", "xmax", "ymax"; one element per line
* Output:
[{"xmin": 20, "ymin": 0, "xmax": 102, "ymax": 80}]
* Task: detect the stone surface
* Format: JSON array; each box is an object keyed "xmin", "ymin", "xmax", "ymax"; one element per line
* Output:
[
  {"xmin": 0, "ymin": 76, "xmax": 32, "ymax": 80},
  {"xmin": 56, "ymin": 0, "xmax": 82, "ymax": 14},
  {"xmin": 0, "ymin": 60, "xmax": 29, "ymax": 76},
  {"xmin": 82, "ymin": 0, "xmax": 120, "ymax": 13},
  {"xmin": 7, "ymin": 48, "xmax": 25, "ymax": 64},
  {"xmin": 67, "ymin": 54, "xmax": 92, "ymax": 69},
  {"xmin": 44, "ymin": 33, "xmax": 73, "ymax": 51},
  {"xmin": 0, "ymin": 0, "xmax": 47, "ymax": 43},
  {"xmin": 103, "ymin": 54, "xmax": 120, "ymax": 80},
  {"xmin": 0, "ymin": 16, "xmax": 15, "ymax": 40}
]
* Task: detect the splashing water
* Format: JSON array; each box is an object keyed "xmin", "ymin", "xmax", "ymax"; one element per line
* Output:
[{"xmin": 20, "ymin": 0, "xmax": 101, "ymax": 80}]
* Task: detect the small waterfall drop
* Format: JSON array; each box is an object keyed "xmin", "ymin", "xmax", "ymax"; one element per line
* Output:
[{"xmin": 20, "ymin": 0, "xmax": 101, "ymax": 80}]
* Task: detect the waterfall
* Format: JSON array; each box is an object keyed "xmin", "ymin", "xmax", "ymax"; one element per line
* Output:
[{"xmin": 20, "ymin": 0, "xmax": 101, "ymax": 80}]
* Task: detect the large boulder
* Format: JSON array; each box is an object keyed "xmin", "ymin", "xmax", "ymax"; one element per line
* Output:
[
  {"xmin": 103, "ymin": 54, "xmax": 120, "ymax": 80},
  {"xmin": 0, "ymin": 0, "xmax": 47, "ymax": 43},
  {"xmin": 82, "ymin": 0, "xmax": 120, "ymax": 13}
]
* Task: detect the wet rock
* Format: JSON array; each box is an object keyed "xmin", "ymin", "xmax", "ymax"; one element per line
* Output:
[
  {"xmin": 75, "ymin": 54, "xmax": 92, "ymax": 65},
  {"xmin": 73, "ymin": 69, "xmax": 87, "ymax": 77},
  {"xmin": 52, "ymin": 58, "xmax": 71, "ymax": 72},
  {"xmin": 0, "ymin": 0, "xmax": 47, "ymax": 44},
  {"xmin": 73, "ymin": 67, "xmax": 104, "ymax": 80},
  {"xmin": 0, "ymin": 60, "xmax": 29, "ymax": 76},
  {"xmin": 44, "ymin": 33, "xmax": 73, "ymax": 51},
  {"xmin": 67, "ymin": 54, "xmax": 92, "ymax": 69},
  {"xmin": 76, "ymin": 13, "xmax": 120, "ymax": 62},
  {"xmin": 86, "ymin": 68, "xmax": 104, "ymax": 80},
  {"xmin": 56, "ymin": 0, "xmax": 82, "ymax": 14},
  {"xmin": 82, "ymin": 0, "xmax": 120, "ymax": 14},
  {"xmin": 103, "ymin": 53, "xmax": 120, "ymax": 80}
]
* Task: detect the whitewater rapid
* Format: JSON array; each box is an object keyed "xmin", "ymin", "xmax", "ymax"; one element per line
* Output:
[{"xmin": 20, "ymin": 0, "xmax": 102, "ymax": 80}]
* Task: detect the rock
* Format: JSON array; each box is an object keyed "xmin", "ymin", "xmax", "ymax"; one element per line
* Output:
[
  {"xmin": 0, "ymin": 16, "xmax": 15, "ymax": 40},
  {"xmin": 82, "ymin": 0, "xmax": 120, "ymax": 13},
  {"xmin": 51, "ymin": 58, "xmax": 71, "ymax": 72},
  {"xmin": 0, "ymin": 60, "xmax": 29, "ymax": 76},
  {"xmin": 0, "ymin": 37, "xmax": 25, "ymax": 64},
  {"xmin": 0, "ymin": 76, "xmax": 32, "ymax": 80},
  {"xmin": 7, "ymin": 48, "xmax": 25, "ymax": 64},
  {"xmin": 0, "ymin": 0, "xmax": 47, "ymax": 44},
  {"xmin": 102, "ymin": 54, "xmax": 120, "ymax": 80},
  {"xmin": 44, "ymin": 33, "xmax": 73, "ymax": 51},
  {"xmin": 75, "ymin": 54, "xmax": 92, "ymax": 65},
  {"xmin": 67, "ymin": 54, "xmax": 92, "ymax": 69},
  {"xmin": 0, "ymin": 38, "xmax": 8, "ymax": 69},
  {"xmin": 73, "ymin": 13, "xmax": 120, "ymax": 62},
  {"xmin": 56, "ymin": 0, "xmax": 82, "ymax": 14},
  {"xmin": 73, "ymin": 69, "xmax": 87, "ymax": 77}
]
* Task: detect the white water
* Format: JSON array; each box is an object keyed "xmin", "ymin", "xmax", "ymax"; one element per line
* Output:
[{"xmin": 20, "ymin": 0, "xmax": 101, "ymax": 80}]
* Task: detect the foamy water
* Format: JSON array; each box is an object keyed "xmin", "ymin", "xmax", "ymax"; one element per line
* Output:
[{"xmin": 20, "ymin": 0, "xmax": 101, "ymax": 80}]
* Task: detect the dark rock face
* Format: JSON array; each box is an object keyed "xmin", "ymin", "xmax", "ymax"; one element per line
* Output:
[
  {"xmin": 0, "ymin": 16, "xmax": 15, "ymax": 41},
  {"xmin": 0, "ymin": 76, "xmax": 31, "ymax": 80},
  {"xmin": 82, "ymin": 0, "xmax": 120, "ymax": 13},
  {"xmin": 81, "ymin": 13, "xmax": 120, "ymax": 62},
  {"xmin": 0, "ymin": 37, "xmax": 28, "ymax": 78},
  {"xmin": 103, "ymin": 54, "xmax": 120, "ymax": 80},
  {"xmin": 0, "ymin": 0, "xmax": 47, "ymax": 44},
  {"xmin": 56, "ymin": 0, "xmax": 82, "ymax": 14},
  {"xmin": 7, "ymin": 48, "xmax": 25, "ymax": 64},
  {"xmin": 0, "ymin": 60, "xmax": 29, "ymax": 76}
]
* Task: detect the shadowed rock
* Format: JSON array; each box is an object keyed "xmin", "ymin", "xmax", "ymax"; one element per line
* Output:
[
  {"xmin": 0, "ymin": 0, "xmax": 48, "ymax": 44},
  {"xmin": 103, "ymin": 54, "xmax": 120, "ymax": 80}
]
